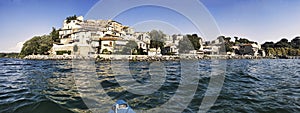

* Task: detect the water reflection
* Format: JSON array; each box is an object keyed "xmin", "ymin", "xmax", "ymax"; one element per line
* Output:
[{"xmin": 0, "ymin": 59, "xmax": 299, "ymax": 113}]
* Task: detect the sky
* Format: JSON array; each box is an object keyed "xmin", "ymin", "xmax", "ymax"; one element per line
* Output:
[{"xmin": 1, "ymin": 0, "xmax": 300, "ymax": 52}]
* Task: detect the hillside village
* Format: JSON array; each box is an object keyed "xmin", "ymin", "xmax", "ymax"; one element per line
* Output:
[
  {"xmin": 44, "ymin": 15, "xmax": 266, "ymax": 59},
  {"xmin": 51, "ymin": 15, "xmax": 195, "ymax": 56}
]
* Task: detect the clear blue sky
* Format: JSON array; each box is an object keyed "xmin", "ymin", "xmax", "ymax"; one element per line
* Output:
[{"xmin": 1, "ymin": 0, "xmax": 300, "ymax": 52}]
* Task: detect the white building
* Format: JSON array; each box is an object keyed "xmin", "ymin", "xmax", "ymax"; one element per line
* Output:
[
  {"xmin": 148, "ymin": 48, "xmax": 162, "ymax": 56},
  {"xmin": 62, "ymin": 16, "xmax": 83, "ymax": 30},
  {"xmin": 134, "ymin": 32, "xmax": 151, "ymax": 52},
  {"xmin": 51, "ymin": 15, "xmax": 210, "ymax": 57},
  {"xmin": 164, "ymin": 43, "xmax": 179, "ymax": 55},
  {"xmin": 99, "ymin": 36, "xmax": 128, "ymax": 54},
  {"xmin": 238, "ymin": 43, "xmax": 261, "ymax": 56},
  {"xmin": 52, "ymin": 16, "xmax": 135, "ymax": 56}
]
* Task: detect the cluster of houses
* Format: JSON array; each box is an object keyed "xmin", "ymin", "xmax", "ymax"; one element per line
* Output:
[
  {"xmin": 50, "ymin": 16, "xmax": 265, "ymax": 57},
  {"xmin": 50, "ymin": 16, "xmax": 185, "ymax": 56},
  {"xmin": 231, "ymin": 43, "xmax": 265, "ymax": 57}
]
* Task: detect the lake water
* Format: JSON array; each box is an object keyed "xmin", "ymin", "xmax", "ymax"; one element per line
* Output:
[{"xmin": 0, "ymin": 58, "xmax": 299, "ymax": 113}]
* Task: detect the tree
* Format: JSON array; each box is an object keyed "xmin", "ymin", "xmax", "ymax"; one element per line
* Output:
[
  {"xmin": 281, "ymin": 48, "xmax": 287, "ymax": 56},
  {"xmin": 223, "ymin": 36, "xmax": 231, "ymax": 43},
  {"xmin": 50, "ymin": 27, "xmax": 60, "ymax": 43},
  {"xmin": 275, "ymin": 48, "xmax": 282, "ymax": 56},
  {"xmin": 179, "ymin": 35, "xmax": 194, "ymax": 53},
  {"xmin": 187, "ymin": 34, "xmax": 202, "ymax": 50},
  {"xmin": 126, "ymin": 40, "xmax": 138, "ymax": 49},
  {"xmin": 137, "ymin": 47, "xmax": 146, "ymax": 55},
  {"xmin": 234, "ymin": 37, "xmax": 239, "ymax": 42},
  {"xmin": 291, "ymin": 37, "xmax": 300, "ymax": 49},
  {"xmin": 262, "ymin": 42, "xmax": 275, "ymax": 49},
  {"xmin": 267, "ymin": 48, "xmax": 276, "ymax": 56},
  {"xmin": 66, "ymin": 15, "xmax": 77, "ymax": 23},
  {"xmin": 19, "ymin": 35, "xmax": 53, "ymax": 58},
  {"xmin": 287, "ymin": 48, "xmax": 297, "ymax": 56},
  {"xmin": 238, "ymin": 38, "xmax": 253, "ymax": 44},
  {"xmin": 149, "ymin": 30, "xmax": 165, "ymax": 50},
  {"xmin": 262, "ymin": 37, "xmax": 300, "ymax": 56},
  {"xmin": 274, "ymin": 38, "xmax": 291, "ymax": 48},
  {"xmin": 122, "ymin": 40, "xmax": 138, "ymax": 55},
  {"xmin": 297, "ymin": 49, "xmax": 300, "ymax": 56},
  {"xmin": 219, "ymin": 36, "xmax": 234, "ymax": 52},
  {"xmin": 0, "ymin": 53, "xmax": 19, "ymax": 58}
]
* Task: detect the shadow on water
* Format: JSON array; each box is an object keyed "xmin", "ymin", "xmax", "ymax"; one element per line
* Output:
[{"xmin": 14, "ymin": 100, "xmax": 74, "ymax": 113}]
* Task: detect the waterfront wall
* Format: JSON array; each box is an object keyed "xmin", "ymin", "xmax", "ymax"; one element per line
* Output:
[
  {"xmin": 24, "ymin": 55, "xmax": 92, "ymax": 60},
  {"xmin": 22, "ymin": 54, "xmax": 283, "ymax": 61}
]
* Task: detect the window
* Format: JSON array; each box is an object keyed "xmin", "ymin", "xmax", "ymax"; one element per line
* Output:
[{"xmin": 74, "ymin": 39, "xmax": 80, "ymax": 42}]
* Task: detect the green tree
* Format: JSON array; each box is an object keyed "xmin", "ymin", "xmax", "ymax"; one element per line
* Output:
[
  {"xmin": 127, "ymin": 40, "xmax": 138, "ymax": 49},
  {"xmin": 237, "ymin": 38, "xmax": 254, "ymax": 44},
  {"xmin": 274, "ymin": 38, "xmax": 291, "ymax": 48},
  {"xmin": 220, "ymin": 36, "xmax": 234, "ymax": 52},
  {"xmin": 122, "ymin": 40, "xmax": 138, "ymax": 55},
  {"xmin": 66, "ymin": 15, "xmax": 77, "ymax": 23},
  {"xmin": 149, "ymin": 30, "xmax": 165, "ymax": 50},
  {"xmin": 297, "ymin": 49, "xmax": 300, "ymax": 56},
  {"xmin": 179, "ymin": 36, "xmax": 194, "ymax": 53},
  {"xmin": 187, "ymin": 34, "xmax": 202, "ymax": 50},
  {"xmin": 0, "ymin": 53, "xmax": 19, "ymax": 58},
  {"xmin": 291, "ymin": 37, "xmax": 300, "ymax": 49},
  {"xmin": 267, "ymin": 48, "xmax": 276, "ymax": 56},
  {"xmin": 262, "ymin": 42, "xmax": 275, "ymax": 50},
  {"xmin": 281, "ymin": 48, "xmax": 287, "ymax": 56},
  {"xmin": 275, "ymin": 48, "xmax": 282, "ymax": 56},
  {"xmin": 137, "ymin": 47, "xmax": 146, "ymax": 55},
  {"xmin": 288, "ymin": 48, "xmax": 297, "ymax": 56},
  {"xmin": 223, "ymin": 36, "xmax": 231, "ymax": 43},
  {"xmin": 50, "ymin": 27, "xmax": 60, "ymax": 43},
  {"xmin": 19, "ymin": 35, "xmax": 53, "ymax": 58},
  {"xmin": 234, "ymin": 37, "xmax": 239, "ymax": 42}
]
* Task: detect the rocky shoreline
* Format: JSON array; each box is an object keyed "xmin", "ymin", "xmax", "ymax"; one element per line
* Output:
[
  {"xmin": 21, "ymin": 54, "xmax": 292, "ymax": 61},
  {"xmin": 24, "ymin": 55, "xmax": 92, "ymax": 60}
]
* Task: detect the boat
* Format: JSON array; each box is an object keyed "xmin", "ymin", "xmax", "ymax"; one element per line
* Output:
[{"xmin": 108, "ymin": 100, "xmax": 135, "ymax": 113}]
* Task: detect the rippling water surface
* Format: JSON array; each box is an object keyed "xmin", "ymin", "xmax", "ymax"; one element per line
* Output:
[{"xmin": 0, "ymin": 58, "xmax": 299, "ymax": 113}]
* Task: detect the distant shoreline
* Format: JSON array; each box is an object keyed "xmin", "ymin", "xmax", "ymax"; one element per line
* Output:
[{"xmin": 0, "ymin": 53, "xmax": 19, "ymax": 58}]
